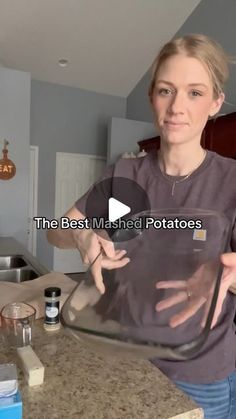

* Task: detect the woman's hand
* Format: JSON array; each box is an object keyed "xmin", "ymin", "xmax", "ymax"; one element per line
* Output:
[
  {"xmin": 73, "ymin": 228, "xmax": 130, "ymax": 295},
  {"xmin": 155, "ymin": 252, "xmax": 236, "ymax": 329},
  {"xmin": 211, "ymin": 253, "xmax": 236, "ymax": 327},
  {"xmin": 47, "ymin": 205, "xmax": 130, "ymax": 295}
]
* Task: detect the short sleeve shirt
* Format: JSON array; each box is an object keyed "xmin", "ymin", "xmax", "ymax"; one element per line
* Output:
[{"xmin": 75, "ymin": 150, "xmax": 236, "ymax": 383}]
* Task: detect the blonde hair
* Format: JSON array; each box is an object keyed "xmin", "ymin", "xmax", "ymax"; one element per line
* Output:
[{"xmin": 148, "ymin": 34, "xmax": 230, "ymax": 101}]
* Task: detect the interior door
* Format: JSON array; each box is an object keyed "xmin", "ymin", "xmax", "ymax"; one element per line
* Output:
[{"xmin": 54, "ymin": 152, "xmax": 106, "ymax": 273}]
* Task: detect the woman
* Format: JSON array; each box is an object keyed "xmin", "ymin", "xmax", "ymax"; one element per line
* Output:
[{"xmin": 48, "ymin": 34, "xmax": 236, "ymax": 418}]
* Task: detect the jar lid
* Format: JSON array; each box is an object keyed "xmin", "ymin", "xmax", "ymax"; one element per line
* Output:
[{"xmin": 44, "ymin": 287, "xmax": 61, "ymax": 297}]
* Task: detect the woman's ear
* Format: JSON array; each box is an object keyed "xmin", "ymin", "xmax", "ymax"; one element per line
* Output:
[{"xmin": 209, "ymin": 92, "xmax": 225, "ymax": 117}]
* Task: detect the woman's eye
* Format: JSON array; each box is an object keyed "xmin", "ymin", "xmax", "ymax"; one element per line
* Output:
[
  {"xmin": 158, "ymin": 88, "xmax": 173, "ymax": 96},
  {"xmin": 190, "ymin": 90, "xmax": 202, "ymax": 97}
]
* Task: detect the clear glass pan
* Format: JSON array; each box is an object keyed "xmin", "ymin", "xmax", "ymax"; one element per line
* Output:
[{"xmin": 61, "ymin": 209, "xmax": 231, "ymax": 360}]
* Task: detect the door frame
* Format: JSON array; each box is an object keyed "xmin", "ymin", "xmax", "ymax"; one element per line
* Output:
[{"xmin": 28, "ymin": 145, "xmax": 39, "ymax": 256}]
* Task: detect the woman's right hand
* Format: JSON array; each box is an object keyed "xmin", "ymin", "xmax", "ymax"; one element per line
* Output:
[
  {"xmin": 73, "ymin": 227, "xmax": 130, "ymax": 295},
  {"xmin": 47, "ymin": 205, "xmax": 130, "ymax": 295}
]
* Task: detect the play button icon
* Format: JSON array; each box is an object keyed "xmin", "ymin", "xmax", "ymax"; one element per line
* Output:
[
  {"xmin": 84, "ymin": 175, "xmax": 151, "ymax": 242},
  {"xmin": 108, "ymin": 198, "xmax": 131, "ymax": 222}
]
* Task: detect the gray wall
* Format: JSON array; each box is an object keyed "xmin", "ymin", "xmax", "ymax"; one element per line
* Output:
[
  {"xmin": 127, "ymin": 0, "xmax": 236, "ymax": 122},
  {"xmin": 107, "ymin": 117, "xmax": 156, "ymax": 164},
  {"xmin": 30, "ymin": 80, "xmax": 126, "ymax": 269},
  {"xmin": 0, "ymin": 67, "xmax": 31, "ymax": 246}
]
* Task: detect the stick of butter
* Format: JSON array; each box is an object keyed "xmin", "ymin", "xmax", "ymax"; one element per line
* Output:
[{"xmin": 17, "ymin": 346, "xmax": 44, "ymax": 387}]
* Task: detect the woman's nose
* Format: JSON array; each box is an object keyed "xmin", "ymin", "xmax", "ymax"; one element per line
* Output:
[{"xmin": 167, "ymin": 92, "xmax": 185, "ymax": 114}]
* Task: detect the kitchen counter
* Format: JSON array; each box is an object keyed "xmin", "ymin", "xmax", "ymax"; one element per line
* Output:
[
  {"xmin": 0, "ymin": 320, "xmax": 203, "ymax": 419},
  {"xmin": 0, "ymin": 237, "xmax": 203, "ymax": 418}
]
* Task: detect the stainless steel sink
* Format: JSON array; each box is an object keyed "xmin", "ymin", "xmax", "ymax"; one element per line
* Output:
[
  {"xmin": 0, "ymin": 269, "xmax": 39, "ymax": 283},
  {"xmin": 0, "ymin": 252, "xmax": 45, "ymax": 283},
  {"xmin": 0, "ymin": 255, "xmax": 27, "ymax": 269}
]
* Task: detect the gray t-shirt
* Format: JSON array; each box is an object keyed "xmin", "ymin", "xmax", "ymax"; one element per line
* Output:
[{"xmin": 75, "ymin": 150, "xmax": 236, "ymax": 383}]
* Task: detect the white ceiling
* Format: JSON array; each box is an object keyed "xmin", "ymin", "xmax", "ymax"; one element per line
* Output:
[{"xmin": 0, "ymin": 0, "xmax": 202, "ymax": 97}]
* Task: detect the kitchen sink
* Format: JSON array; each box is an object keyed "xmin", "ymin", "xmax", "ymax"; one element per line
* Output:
[
  {"xmin": 0, "ymin": 255, "xmax": 27, "ymax": 269},
  {"xmin": 0, "ymin": 269, "xmax": 39, "ymax": 283}
]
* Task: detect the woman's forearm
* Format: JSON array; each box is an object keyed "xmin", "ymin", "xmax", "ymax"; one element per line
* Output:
[
  {"xmin": 46, "ymin": 205, "xmax": 85, "ymax": 249},
  {"xmin": 47, "ymin": 227, "xmax": 77, "ymax": 249}
]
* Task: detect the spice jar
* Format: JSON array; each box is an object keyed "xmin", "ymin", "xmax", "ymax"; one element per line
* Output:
[{"xmin": 44, "ymin": 287, "xmax": 61, "ymax": 331}]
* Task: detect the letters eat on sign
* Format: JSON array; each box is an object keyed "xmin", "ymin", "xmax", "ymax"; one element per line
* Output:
[{"xmin": 0, "ymin": 140, "xmax": 16, "ymax": 180}]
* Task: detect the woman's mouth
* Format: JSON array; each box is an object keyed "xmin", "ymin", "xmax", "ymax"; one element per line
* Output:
[{"xmin": 164, "ymin": 121, "xmax": 188, "ymax": 129}]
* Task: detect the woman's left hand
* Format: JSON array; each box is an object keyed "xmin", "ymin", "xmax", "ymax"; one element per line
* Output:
[{"xmin": 155, "ymin": 252, "xmax": 236, "ymax": 329}]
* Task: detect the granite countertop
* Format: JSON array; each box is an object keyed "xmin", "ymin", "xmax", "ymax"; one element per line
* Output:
[
  {"xmin": 0, "ymin": 236, "xmax": 203, "ymax": 418},
  {"xmin": 0, "ymin": 320, "xmax": 203, "ymax": 419}
]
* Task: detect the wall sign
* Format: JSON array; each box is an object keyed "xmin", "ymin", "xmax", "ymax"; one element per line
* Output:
[{"xmin": 0, "ymin": 139, "xmax": 16, "ymax": 180}]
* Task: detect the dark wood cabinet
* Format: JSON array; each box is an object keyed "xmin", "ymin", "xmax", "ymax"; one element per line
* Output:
[{"xmin": 138, "ymin": 112, "xmax": 236, "ymax": 160}]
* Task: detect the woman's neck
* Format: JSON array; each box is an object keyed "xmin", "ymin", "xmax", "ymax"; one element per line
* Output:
[{"xmin": 158, "ymin": 143, "xmax": 206, "ymax": 176}]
